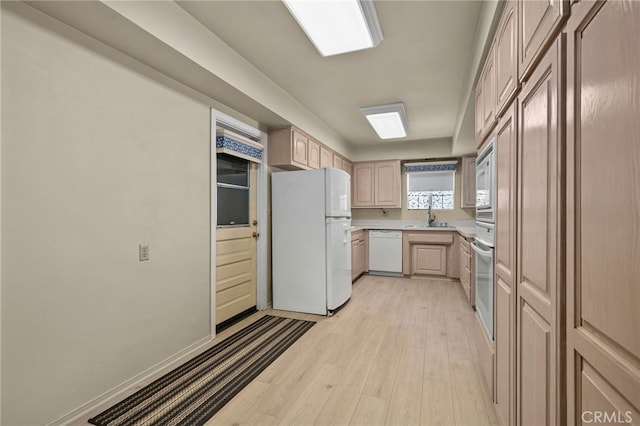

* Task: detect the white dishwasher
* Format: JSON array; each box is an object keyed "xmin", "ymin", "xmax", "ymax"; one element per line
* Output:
[{"xmin": 368, "ymin": 230, "xmax": 403, "ymax": 275}]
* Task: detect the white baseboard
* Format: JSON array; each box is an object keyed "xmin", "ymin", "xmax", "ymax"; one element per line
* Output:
[{"xmin": 48, "ymin": 336, "xmax": 212, "ymax": 426}]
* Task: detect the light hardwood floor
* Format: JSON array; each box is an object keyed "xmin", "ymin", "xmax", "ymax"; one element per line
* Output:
[
  {"xmin": 76, "ymin": 275, "xmax": 496, "ymax": 425},
  {"xmin": 207, "ymin": 275, "xmax": 498, "ymax": 426}
]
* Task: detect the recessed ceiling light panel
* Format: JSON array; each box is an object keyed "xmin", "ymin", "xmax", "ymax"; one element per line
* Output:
[
  {"xmin": 283, "ymin": 0, "xmax": 383, "ymax": 57},
  {"xmin": 361, "ymin": 103, "xmax": 408, "ymax": 140}
]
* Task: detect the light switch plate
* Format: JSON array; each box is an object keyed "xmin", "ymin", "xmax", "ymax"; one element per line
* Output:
[{"xmin": 139, "ymin": 244, "xmax": 149, "ymax": 261}]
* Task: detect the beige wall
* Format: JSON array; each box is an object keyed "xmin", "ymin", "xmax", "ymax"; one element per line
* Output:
[
  {"xmin": 1, "ymin": 5, "xmax": 211, "ymax": 424},
  {"xmin": 352, "ymin": 160, "xmax": 475, "ymax": 222}
]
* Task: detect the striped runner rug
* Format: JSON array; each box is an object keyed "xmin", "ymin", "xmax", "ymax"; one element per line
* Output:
[{"xmin": 89, "ymin": 315, "xmax": 315, "ymax": 426}]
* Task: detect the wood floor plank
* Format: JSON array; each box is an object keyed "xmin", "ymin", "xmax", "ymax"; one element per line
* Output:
[
  {"xmin": 385, "ymin": 348, "xmax": 425, "ymax": 425},
  {"xmin": 421, "ymin": 379, "xmax": 456, "ymax": 426},
  {"xmin": 361, "ymin": 325, "xmax": 407, "ymax": 400},
  {"xmin": 204, "ymin": 380, "xmax": 272, "ymax": 425},
  {"xmin": 349, "ymin": 395, "xmax": 388, "ymax": 426},
  {"xmin": 314, "ymin": 351, "xmax": 377, "ymax": 425},
  {"xmin": 449, "ymin": 357, "xmax": 491, "ymax": 426},
  {"xmin": 278, "ymin": 362, "xmax": 342, "ymax": 426},
  {"xmin": 445, "ymin": 309, "xmax": 473, "ymax": 360}
]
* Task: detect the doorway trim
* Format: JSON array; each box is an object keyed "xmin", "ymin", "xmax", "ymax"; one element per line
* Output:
[{"xmin": 210, "ymin": 109, "xmax": 268, "ymax": 337}]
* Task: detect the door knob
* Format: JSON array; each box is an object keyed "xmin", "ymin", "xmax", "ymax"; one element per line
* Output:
[
  {"xmin": 252, "ymin": 220, "xmax": 258, "ymax": 225},
  {"xmin": 252, "ymin": 232, "xmax": 260, "ymax": 238}
]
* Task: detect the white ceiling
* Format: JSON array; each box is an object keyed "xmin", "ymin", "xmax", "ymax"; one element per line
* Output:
[{"xmin": 176, "ymin": 1, "xmax": 484, "ymax": 148}]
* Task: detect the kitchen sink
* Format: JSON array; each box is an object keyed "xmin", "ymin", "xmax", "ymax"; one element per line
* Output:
[{"xmin": 404, "ymin": 224, "xmax": 451, "ymax": 229}]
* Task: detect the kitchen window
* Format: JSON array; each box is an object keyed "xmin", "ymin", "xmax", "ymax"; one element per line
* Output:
[
  {"xmin": 217, "ymin": 153, "xmax": 250, "ymax": 226},
  {"xmin": 405, "ymin": 161, "xmax": 457, "ymax": 210}
]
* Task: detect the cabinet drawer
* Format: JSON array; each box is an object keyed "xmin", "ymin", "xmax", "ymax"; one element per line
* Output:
[{"xmin": 406, "ymin": 232, "xmax": 454, "ymax": 245}]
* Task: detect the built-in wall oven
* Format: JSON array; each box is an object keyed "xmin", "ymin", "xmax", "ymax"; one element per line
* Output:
[
  {"xmin": 473, "ymin": 221, "xmax": 494, "ymax": 339},
  {"xmin": 476, "ymin": 141, "xmax": 495, "ymax": 223},
  {"xmin": 474, "ymin": 138, "xmax": 496, "ymax": 340}
]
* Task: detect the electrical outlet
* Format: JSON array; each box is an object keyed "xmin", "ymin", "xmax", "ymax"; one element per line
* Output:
[{"xmin": 139, "ymin": 244, "xmax": 149, "ymax": 261}]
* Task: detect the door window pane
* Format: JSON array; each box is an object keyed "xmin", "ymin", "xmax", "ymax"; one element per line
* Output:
[
  {"xmin": 217, "ymin": 154, "xmax": 249, "ymax": 186},
  {"xmin": 217, "ymin": 187, "xmax": 249, "ymax": 226},
  {"xmin": 217, "ymin": 153, "xmax": 250, "ymax": 226}
]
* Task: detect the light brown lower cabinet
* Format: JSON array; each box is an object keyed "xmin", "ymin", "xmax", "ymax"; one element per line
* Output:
[
  {"xmin": 411, "ymin": 245, "xmax": 447, "ymax": 276},
  {"xmin": 351, "ymin": 230, "xmax": 368, "ymax": 281},
  {"xmin": 565, "ymin": 1, "xmax": 640, "ymax": 423},
  {"xmin": 402, "ymin": 231, "xmax": 458, "ymax": 277},
  {"xmin": 457, "ymin": 235, "xmax": 475, "ymax": 306},
  {"xmin": 474, "ymin": 311, "xmax": 495, "ymax": 400}
]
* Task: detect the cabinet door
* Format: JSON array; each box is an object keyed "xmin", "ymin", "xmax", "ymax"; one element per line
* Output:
[
  {"xmin": 494, "ymin": 101, "xmax": 517, "ymax": 426},
  {"xmin": 495, "ymin": 0, "xmax": 518, "ymax": 116},
  {"xmin": 483, "ymin": 42, "xmax": 496, "ymax": 134},
  {"xmin": 352, "ymin": 162, "xmax": 375, "ymax": 207},
  {"xmin": 566, "ymin": 1, "xmax": 640, "ymax": 423},
  {"xmin": 517, "ymin": 0, "xmax": 568, "ymax": 82},
  {"xmin": 516, "ymin": 36, "xmax": 563, "ymax": 426},
  {"xmin": 307, "ymin": 138, "xmax": 320, "ymax": 169},
  {"xmin": 460, "ymin": 156, "xmax": 477, "ymax": 208},
  {"xmin": 476, "ymin": 81, "xmax": 485, "ymax": 143},
  {"xmin": 358, "ymin": 240, "xmax": 365, "ymax": 276},
  {"xmin": 412, "ymin": 245, "xmax": 447, "ymax": 276},
  {"xmin": 291, "ymin": 129, "xmax": 308, "ymax": 167},
  {"xmin": 333, "ymin": 154, "xmax": 343, "ymax": 169},
  {"xmin": 351, "ymin": 239, "xmax": 359, "ymax": 280},
  {"xmin": 319, "ymin": 146, "xmax": 333, "ymax": 168},
  {"xmin": 342, "ymin": 159, "xmax": 353, "ymax": 177},
  {"xmin": 374, "ymin": 160, "xmax": 400, "ymax": 207}
]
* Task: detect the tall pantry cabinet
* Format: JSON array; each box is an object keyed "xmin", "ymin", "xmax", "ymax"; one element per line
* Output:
[
  {"xmin": 494, "ymin": 102, "xmax": 517, "ymax": 426},
  {"xmin": 516, "ymin": 36, "xmax": 565, "ymax": 426},
  {"xmin": 565, "ymin": 1, "xmax": 640, "ymax": 423},
  {"xmin": 479, "ymin": 0, "xmax": 640, "ymax": 424}
]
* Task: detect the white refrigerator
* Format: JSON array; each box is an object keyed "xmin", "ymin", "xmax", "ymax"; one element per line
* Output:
[{"xmin": 272, "ymin": 168, "xmax": 352, "ymax": 315}]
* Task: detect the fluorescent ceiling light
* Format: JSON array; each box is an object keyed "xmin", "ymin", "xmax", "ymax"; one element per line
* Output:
[
  {"xmin": 361, "ymin": 103, "xmax": 408, "ymax": 140},
  {"xmin": 282, "ymin": 0, "xmax": 383, "ymax": 57}
]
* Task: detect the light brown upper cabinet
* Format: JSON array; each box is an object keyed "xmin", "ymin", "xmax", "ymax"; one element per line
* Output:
[
  {"xmin": 269, "ymin": 125, "xmax": 353, "ymax": 172},
  {"xmin": 333, "ymin": 153, "xmax": 343, "ymax": 170},
  {"xmin": 476, "ymin": 42, "xmax": 497, "ymax": 145},
  {"xmin": 516, "ymin": 35, "xmax": 564, "ymax": 426},
  {"xmin": 460, "ymin": 156, "xmax": 476, "ymax": 209},
  {"xmin": 475, "ymin": 81, "xmax": 485, "ymax": 142},
  {"xmin": 341, "ymin": 159, "xmax": 353, "ymax": 177},
  {"xmin": 495, "ymin": 0, "xmax": 518, "ymax": 117},
  {"xmin": 319, "ymin": 146, "xmax": 333, "ymax": 168},
  {"xmin": 352, "ymin": 160, "xmax": 401, "ymax": 208},
  {"xmin": 268, "ymin": 126, "xmax": 311, "ymax": 170},
  {"xmin": 482, "ymin": 42, "xmax": 496, "ymax": 134},
  {"xmin": 565, "ymin": 1, "xmax": 640, "ymax": 423},
  {"xmin": 517, "ymin": 0, "xmax": 568, "ymax": 83},
  {"xmin": 307, "ymin": 138, "xmax": 320, "ymax": 169},
  {"xmin": 291, "ymin": 129, "xmax": 309, "ymax": 167}
]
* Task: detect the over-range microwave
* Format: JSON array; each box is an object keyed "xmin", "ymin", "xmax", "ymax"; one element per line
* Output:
[{"xmin": 476, "ymin": 139, "xmax": 495, "ymax": 223}]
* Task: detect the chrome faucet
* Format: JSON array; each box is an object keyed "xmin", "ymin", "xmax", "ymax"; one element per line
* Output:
[{"xmin": 427, "ymin": 193, "xmax": 436, "ymax": 226}]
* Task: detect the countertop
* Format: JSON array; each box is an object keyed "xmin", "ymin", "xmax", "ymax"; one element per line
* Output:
[{"xmin": 350, "ymin": 220, "xmax": 476, "ymax": 239}]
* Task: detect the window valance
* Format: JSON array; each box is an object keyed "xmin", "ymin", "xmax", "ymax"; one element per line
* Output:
[
  {"xmin": 216, "ymin": 127, "xmax": 263, "ymax": 163},
  {"xmin": 403, "ymin": 161, "xmax": 457, "ymax": 173}
]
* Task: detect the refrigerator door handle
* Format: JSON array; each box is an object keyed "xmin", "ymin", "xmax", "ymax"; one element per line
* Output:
[{"xmin": 343, "ymin": 223, "xmax": 349, "ymax": 245}]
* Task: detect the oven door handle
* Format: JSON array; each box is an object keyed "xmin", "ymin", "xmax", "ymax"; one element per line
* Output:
[{"xmin": 471, "ymin": 242, "xmax": 493, "ymax": 257}]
